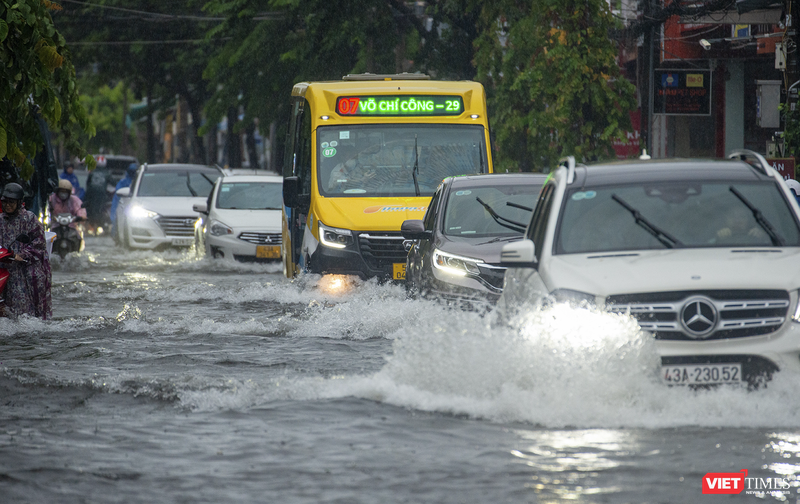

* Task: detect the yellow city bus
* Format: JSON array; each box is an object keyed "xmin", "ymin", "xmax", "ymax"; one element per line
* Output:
[{"xmin": 281, "ymin": 73, "xmax": 493, "ymax": 280}]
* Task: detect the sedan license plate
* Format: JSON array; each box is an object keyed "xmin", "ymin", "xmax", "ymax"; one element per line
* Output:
[
  {"xmin": 661, "ymin": 363, "xmax": 742, "ymax": 385},
  {"xmin": 256, "ymin": 245, "xmax": 281, "ymax": 259},
  {"xmin": 393, "ymin": 263, "xmax": 406, "ymax": 280},
  {"xmin": 171, "ymin": 238, "xmax": 193, "ymax": 247}
]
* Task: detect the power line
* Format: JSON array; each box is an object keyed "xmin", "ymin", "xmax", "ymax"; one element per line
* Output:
[
  {"xmin": 67, "ymin": 38, "xmax": 229, "ymax": 46},
  {"xmin": 57, "ymin": 0, "xmax": 283, "ymax": 21}
]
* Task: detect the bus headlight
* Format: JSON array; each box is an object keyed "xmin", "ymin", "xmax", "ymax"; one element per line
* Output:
[
  {"xmin": 432, "ymin": 249, "xmax": 482, "ymax": 276},
  {"xmin": 319, "ymin": 222, "xmax": 353, "ymax": 248}
]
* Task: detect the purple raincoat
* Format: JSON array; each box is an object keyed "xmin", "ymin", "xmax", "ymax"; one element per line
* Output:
[{"xmin": 0, "ymin": 209, "xmax": 52, "ymax": 319}]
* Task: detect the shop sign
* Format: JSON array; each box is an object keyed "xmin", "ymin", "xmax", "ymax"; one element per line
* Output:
[
  {"xmin": 766, "ymin": 157, "xmax": 795, "ymax": 180},
  {"xmin": 654, "ymin": 69, "xmax": 711, "ymax": 116}
]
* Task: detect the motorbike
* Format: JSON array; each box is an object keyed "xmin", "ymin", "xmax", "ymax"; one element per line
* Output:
[
  {"xmin": 50, "ymin": 213, "xmax": 84, "ymax": 258},
  {"xmin": 0, "ymin": 233, "xmax": 30, "ymax": 316}
]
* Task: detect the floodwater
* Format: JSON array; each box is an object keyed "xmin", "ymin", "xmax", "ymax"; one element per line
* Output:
[{"xmin": 2, "ymin": 236, "xmax": 800, "ymax": 503}]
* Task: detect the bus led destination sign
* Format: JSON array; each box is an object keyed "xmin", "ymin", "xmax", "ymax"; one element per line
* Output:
[{"xmin": 336, "ymin": 95, "xmax": 464, "ymax": 116}]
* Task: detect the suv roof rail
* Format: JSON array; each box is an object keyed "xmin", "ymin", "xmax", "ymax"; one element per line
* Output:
[
  {"xmin": 342, "ymin": 72, "xmax": 431, "ymax": 81},
  {"xmin": 558, "ymin": 156, "xmax": 576, "ymax": 184},
  {"xmin": 728, "ymin": 149, "xmax": 775, "ymax": 177}
]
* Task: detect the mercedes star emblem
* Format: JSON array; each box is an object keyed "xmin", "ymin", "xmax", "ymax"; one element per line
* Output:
[{"xmin": 680, "ymin": 297, "xmax": 717, "ymax": 338}]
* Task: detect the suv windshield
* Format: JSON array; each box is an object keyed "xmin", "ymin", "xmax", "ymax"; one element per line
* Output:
[
  {"xmin": 444, "ymin": 184, "xmax": 538, "ymax": 238},
  {"xmin": 556, "ymin": 181, "xmax": 800, "ymax": 254},
  {"xmin": 317, "ymin": 124, "xmax": 487, "ymax": 197},
  {"xmin": 137, "ymin": 171, "xmax": 218, "ymax": 197},
  {"xmin": 216, "ymin": 182, "xmax": 282, "ymax": 209}
]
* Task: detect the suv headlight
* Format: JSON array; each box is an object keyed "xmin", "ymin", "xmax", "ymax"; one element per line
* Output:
[
  {"xmin": 319, "ymin": 222, "xmax": 353, "ymax": 249},
  {"xmin": 793, "ymin": 291, "xmax": 800, "ymax": 322},
  {"xmin": 550, "ymin": 288, "xmax": 596, "ymax": 307},
  {"xmin": 432, "ymin": 249, "xmax": 482, "ymax": 276},
  {"xmin": 128, "ymin": 206, "xmax": 159, "ymax": 220},
  {"xmin": 209, "ymin": 220, "xmax": 233, "ymax": 236}
]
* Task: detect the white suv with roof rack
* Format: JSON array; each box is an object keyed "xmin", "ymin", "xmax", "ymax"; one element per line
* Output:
[{"xmin": 498, "ymin": 150, "xmax": 800, "ymax": 388}]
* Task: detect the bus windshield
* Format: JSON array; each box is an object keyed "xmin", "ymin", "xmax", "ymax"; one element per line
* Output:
[{"xmin": 317, "ymin": 124, "xmax": 487, "ymax": 197}]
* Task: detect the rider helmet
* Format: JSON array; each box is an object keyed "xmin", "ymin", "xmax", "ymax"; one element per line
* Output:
[
  {"xmin": 58, "ymin": 179, "xmax": 73, "ymax": 192},
  {"xmin": 126, "ymin": 163, "xmax": 138, "ymax": 175},
  {"xmin": 1, "ymin": 183, "xmax": 24, "ymax": 201}
]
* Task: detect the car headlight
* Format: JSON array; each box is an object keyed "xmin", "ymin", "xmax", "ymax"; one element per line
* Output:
[
  {"xmin": 793, "ymin": 291, "xmax": 800, "ymax": 322},
  {"xmin": 128, "ymin": 206, "xmax": 159, "ymax": 220},
  {"xmin": 550, "ymin": 288, "xmax": 596, "ymax": 307},
  {"xmin": 209, "ymin": 220, "xmax": 233, "ymax": 236},
  {"xmin": 319, "ymin": 222, "xmax": 353, "ymax": 249},
  {"xmin": 432, "ymin": 248, "xmax": 482, "ymax": 277}
]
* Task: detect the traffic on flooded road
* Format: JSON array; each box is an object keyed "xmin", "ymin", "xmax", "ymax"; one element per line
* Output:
[{"xmin": 2, "ymin": 231, "xmax": 800, "ymax": 502}]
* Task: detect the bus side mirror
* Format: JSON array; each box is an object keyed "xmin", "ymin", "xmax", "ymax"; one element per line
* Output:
[
  {"xmin": 283, "ymin": 176, "xmax": 299, "ymax": 207},
  {"xmin": 500, "ymin": 239, "xmax": 538, "ymax": 268},
  {"xmin": 401, "ymin": 220, "xmax": 431, "ymax": 240}
]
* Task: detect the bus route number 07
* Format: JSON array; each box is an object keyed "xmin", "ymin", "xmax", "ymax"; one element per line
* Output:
[{"xmin": 338, "ymin": 98, "xmax": 360, "ymax": 115}]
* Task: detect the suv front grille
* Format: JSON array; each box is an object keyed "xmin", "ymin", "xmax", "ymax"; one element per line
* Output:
[
  {"xmin": 157, "ymin": 216, "xmax": 196, "ymax": 237},
  {"xmin": 606, "ymin": 290, "xmax": 790, "ymax": 341},
  {"xmin": 357, "ymin": 232, "xmax": 407, "ymax": 270},
  {"xmin": 238, "ymin": 232, "xmax": 282, "ymax": 245}
]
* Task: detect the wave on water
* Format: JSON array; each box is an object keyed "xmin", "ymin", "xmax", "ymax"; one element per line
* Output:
[
  {"xmin": 302, "ymin": 302, "xmax": 800, "ymax": 429},
  {"xmin": 51, "ymin": 246, "xmax": 284, "ymax": 275}
]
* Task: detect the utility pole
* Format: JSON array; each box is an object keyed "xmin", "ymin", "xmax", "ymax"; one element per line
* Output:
[{"xmin": 640, "ymin": 0, "xmax": 655, "ymax": 157}]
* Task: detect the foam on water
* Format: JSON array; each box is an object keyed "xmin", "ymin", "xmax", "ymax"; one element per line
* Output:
[
  {"xmin": 29, "ymin": 238, "xmax": 800, "ymax": 428},
  {"xmin": 50, "ymin": 243, "xmax": 283, "ymax": 275},
  {"xmin": 272, "ymin": 302, "xmax": 800, "ymax": 429}
]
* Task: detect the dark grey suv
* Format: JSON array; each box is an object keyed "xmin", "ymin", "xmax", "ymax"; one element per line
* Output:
[{"xmin": 402, "ymin": 173, "xmax": 547, "ymax": 306}]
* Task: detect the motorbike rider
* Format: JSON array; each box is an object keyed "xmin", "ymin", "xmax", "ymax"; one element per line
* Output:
[
  {"xmin": 49, "ymin": 179, "xmax": 87, "ymax": 225},
  {"xmin": 0, "ymin": 183, "xmax": 52, "ymax": 319},
  {"xmin": 109, "ymin": 163, "xmax": 137, "ymax": 240},
  {"xmin": 60, "ymin": 161, "xmax": 85, "ymax": 200}
]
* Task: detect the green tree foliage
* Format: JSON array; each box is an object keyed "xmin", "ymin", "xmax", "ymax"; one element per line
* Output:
[
  {"xmin": 474, "ymin": 0, "xmax": 636, "ymax": 172},
  {"xmin": 202, "ymin": 0, "xmax": 423, "ymax": 136},
  {"xmin": 53, "ymin": 0, "xmax": 214, "ymax": 163},
  {"xmin": 0, "ymin": 0, "xmax": 94, "ymax": 179},
  {"xmin": 78, "ymin": 79, "xmax": 136, "ymax": 154}
]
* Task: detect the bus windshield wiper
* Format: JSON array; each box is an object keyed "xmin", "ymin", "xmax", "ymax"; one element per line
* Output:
[
  {"xmin": 729, "ymin": 186, "xmax": 785, "ymax": 246},
  {"xmin": 475, "ymin": 197, "xmax": 527, "ymax": 233},
  {"xmin": 412, "ymin": 135, "xmax": 421, "ymax": 197},
  {"xmin": 611, "ymin": 194, "xmax": 683, "ymax": 249}
]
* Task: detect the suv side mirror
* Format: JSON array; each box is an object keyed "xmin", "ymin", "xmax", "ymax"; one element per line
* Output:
[
  {"xmin": 115, "ymin": 187, "xmax": 131, "ymax": 198},
  {"xmin": 401, "ymin": 219, "xmax": 431, "ymax": 240},
  {"xmin": 193, "ymin": 203, "xmax": 208, "ymax": 214},
  {"xmin": 500, "ymin": 239, "xmax": 538, "ymax": 268}
]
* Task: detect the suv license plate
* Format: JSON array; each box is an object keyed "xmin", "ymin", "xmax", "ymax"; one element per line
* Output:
[
  {"xmin": 171, "ymin": 238, "xmax": 193, "ymax": 246},
  {"xmin": 393, "ymin": 263, "xmax": 406, "ymax": 280},
  {"xmin": 661, "ymin": 363, "xmax": 742, "ymax": 385}
]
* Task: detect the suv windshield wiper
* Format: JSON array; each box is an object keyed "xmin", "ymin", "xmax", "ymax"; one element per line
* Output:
[
  {"xmin": 475, "ymin": 197, "xmax": 527, "ymax": 233},
  {"xmin": 506, "ymin": 201, "xmax": 533, "ymax": 212},
  {"xmin": 411, "ymin": 135, "xmax": 421, "ymax": 197},
  {"xmin": 185, "ymin": 174, "xmax": 198, "ymax": 196},
  {"xmin": 611, "ymin": 194, "xmax": 683, "ymax": 249},
  {"xmin": 729, "ymin": 186, "xmax": 785, "ymax": 246},
  {"xmin": 476, "ymin": 235, "xmax": 523, "ymax": 245}
]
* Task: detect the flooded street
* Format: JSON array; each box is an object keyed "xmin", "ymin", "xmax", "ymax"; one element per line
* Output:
[{"xmin": 2, "ymin": 236, "xmax": 800, "ymax": 503}]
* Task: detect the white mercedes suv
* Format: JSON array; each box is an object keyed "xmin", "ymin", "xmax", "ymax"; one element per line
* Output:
[{"xmin": 499, "ymin": 151, "xmax": 800, "ymax": 387}]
